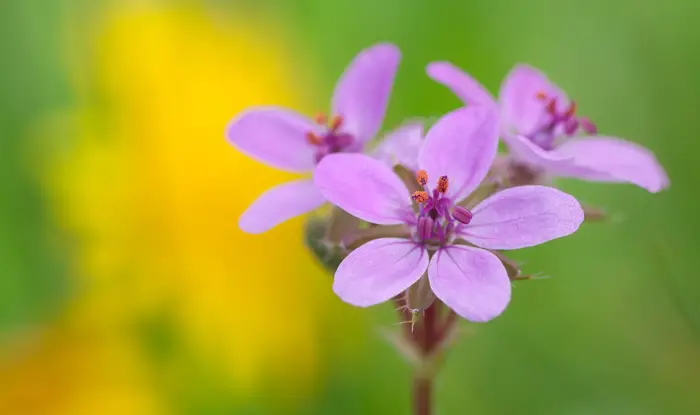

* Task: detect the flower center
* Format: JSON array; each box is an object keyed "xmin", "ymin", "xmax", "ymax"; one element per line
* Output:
[
  {"xmin": 528, "ymin": 91, "xmax": 597, "ymax": 150},
  {"xmin": 305, "ymin": 113, "xmax": 355, "ymax": 163},
  {"xmin": 410, "ymin": 170, "xmax": 473, "ymax": 245}
]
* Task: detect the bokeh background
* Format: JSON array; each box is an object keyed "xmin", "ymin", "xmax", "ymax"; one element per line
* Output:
[{"xmin": 1, "ymin": 0, "xmax": 699, "ymax": 413}]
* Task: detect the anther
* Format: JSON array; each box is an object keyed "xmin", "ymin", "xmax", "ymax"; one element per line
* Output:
[
  {"xmin": 437, "ymin": 176, "xmax": 449, "ymax": 194},
  {"xmin": 416, "ymin": 170, "xmax": 428, "ymax": 186},
  {"xmin": 305, "ymin": 131, "xmax": 323, "ymax": 145},
  {"xmin": 545, "ymin": 98, "xmax": 557, "ymax": 115},
  {"xmin": 579, "ymin": 117, "xmax": 597, "ymax": 135},
  {"xmin": 314, "ymin": 112, "xmax": 327, "ymax": 125},
  {"xmin": 564, "ymin": 101, "xmax": 577, "ymax": 118},
  {"xmin": 329, "ymin": 115, "xmax": 343, "ymax": 131},
  {"xmin": 564, "ymin": 118, "xmax": 579, "ymax": 135},
  {"xmin": 535, "ymin": 91, "xmax": 548, "ymax": 100},
  {"xmin": 452, "ymin": 206, "xmax": 473, "ymax": 225},
  {"xmin": 418, "ymin": 217, "xmax": 434, "ymax": 240},
  {"xmin": 412, "ymin": 191, "xmax": 429, "ymax": 204}
]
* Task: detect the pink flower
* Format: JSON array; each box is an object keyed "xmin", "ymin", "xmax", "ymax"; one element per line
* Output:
[
  {"xmin": 373, "ymin": 121, "xmax": 424, "ymax": 172},
  {"xmin": 227, "ymin": 44, "xmax": 401, "ymax": 233},
  {"xmin": 314, "ymin": 107, "xmax": 584, "ymax": 322},
  {"xmin": 427, "ymin": 62, "xmax": 669, "ymax": 192}
]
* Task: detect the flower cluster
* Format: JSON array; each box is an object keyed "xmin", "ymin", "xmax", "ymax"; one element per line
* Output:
[{"xmin": 226, "ymin": 43, "xmax": 668, "ymax": 323}]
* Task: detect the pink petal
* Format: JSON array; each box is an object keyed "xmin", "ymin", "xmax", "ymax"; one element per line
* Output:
[
  {"xmin": 426, "ymin": 61, "xmax": 496, "ymax": 106},
  {"xmin": 239, "ymin": 179, "xmax": 326, "ymax": 234},
  {"xmin": 499, "ymin": 64, "xmax": 568, "ymax": 136},
  {"xmin": 314, "ymin": 153, "xmax": 412, "ymax": 225},
  {"xmin": 373, "ymin": 122, "xmax": 424, "ymax": 172},
  {"xmin": 226, "ymin": 106, "xmax": 318, "ymax": 172},
  {"xmin": 418, "ymin": 106, "xmax": 499, "ymax": 202},
  {"xmin": 461, "ymin": 185, "xmax": 584, "ymax": 250},
  {"xmin": 550, "ymin": 137, "xmax": 670, "ymax": 193},
  {"xmin": 503, "ymin": 133, "xmax": 574, "ymax": 168},
  {"xmin": 334, "ymin": 238, "xmax": 428, "ymax": 307},
  {"xmin": 428, "ymin": 246, "xmax": 510, "ymax": 322},
  {"xmin": 331, "ymin": 43, "xmax": 401, "ymax": 144}
]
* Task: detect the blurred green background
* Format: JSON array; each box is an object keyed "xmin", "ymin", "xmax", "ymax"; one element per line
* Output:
[{"xmin": 1, "ymin": 0, "xmax": 699, "ymax": 413}]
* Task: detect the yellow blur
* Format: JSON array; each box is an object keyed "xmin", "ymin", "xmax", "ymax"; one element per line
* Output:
[{"xmin": 0, "ymin": 4, "xmax": 349, "ymax": 413}]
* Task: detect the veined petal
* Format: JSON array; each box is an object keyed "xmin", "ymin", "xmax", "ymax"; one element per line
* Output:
[
  {"xmin": 331, "ymin": 43, "xmax": 401, "ymax": 143},
  {"xmin": 426, "ymin": 61, "xmax": 496, "ymax": 106},
  {"xmin": 499, "ymin": 64, "xmax": 568, "ymax": 136},
  {"xmin": 314, "ymin": 153, "xmax": 412, "ymax": 225},
  {"xmin": 226, "ymin": 106, "xmax": 318, "ymax": 172},
  {"xmin": 461, "ymin": 185, "xmax": 584, "ymax": 250},
  {"xmin": 239, "ymin": 179, "xmax": 325, "ymax": 234},
  {"xmin": 428, "ymin": 246, "xmax": 511, "ymax": 322},
  {"xmin": 550, "ymin": 137, "xmax": 670, "ymax": 193},
  {"xmin": 418, "ymin": 106, "xmax": 499, "ymax": 202},
  {"xmin": 334, "ymin": 238, "xmax": 429, "ymax": 307},
  {"xmin": 503, "ymin": 133, "xmax": 574, "ymax": 168},
  {"xmin": 373, "ymin": 122, "xmax": 424, "ymax": 172}
]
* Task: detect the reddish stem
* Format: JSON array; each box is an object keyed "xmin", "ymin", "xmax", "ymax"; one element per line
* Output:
[{"xmin": 413, "ymin": 376, "xmax": 432, "ymax": 415}]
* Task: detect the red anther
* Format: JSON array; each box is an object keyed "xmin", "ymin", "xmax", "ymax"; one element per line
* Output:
[
  {"xmin": 416, "ymin": 170, "xmax": 428, "ymax": 186},
  {"xmin": 314, "ymin": 112, "xmax": 327, "ymax": 125},
  {"xmin": 412, "ymin": 191, "xmax": 429, "ymax": 204},
  {"xmin": 305, "ymin": 131, "xmax": 323, "ymax": 145},
  {"xmin": 564, "ymin": 101, "xmax": 577, "ymax": 118},
  {"xmin": 545, "ymin": 98, "xmax": 557, "ymax": 115},
  {"xmin": 329, "ymin": 115, "xmax": 343, "ymax": 131},
  {"xmin": 437, "ymin": 176, "xmax": 449, "ymax": 194}
]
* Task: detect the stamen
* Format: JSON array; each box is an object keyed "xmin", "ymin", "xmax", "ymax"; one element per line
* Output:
[
  {"xmin": 564, "ymin": 118, "xmax": 579, "ymax": 135},
  {"xmin": 418, "ymin": 217, "xmax": 434, "ymax": 240},
  {"xmin": 564, "ymin": 101, "xmax": 577, "ymax": 118},
  {"xmin": 579, "ymin": 117, "xmax": 597, "ymax": 134},
  {"xmin": 437, "ymin": 176, "xmax": 449, "ymax": 194},
  {"xmin": 452, "ymin": 206, "xmax": 473, "ymax": 225},
  {"xmin": 329, "ymin": 115, "xmax": 343, "ymax": 131},
  {"xmin": 545, "ymin": 98, "xmax": 557, "ymax": 115},
  {"xmin": 314, "ymin": 112, "xmax": 327, "ymax": 125},
  {"xmin": 412, "ymin": 191, "xmax": 429, "ymax": 204},
  {"xmin": 305, "ymin": 131, "xmax": 323, "ymax": 145},
  {"xmin": 416, "ymin": 170, "xmax": 428, "ymax": 186},
  {"xmin": 535, "ymin": 91, "xmax": 548, "ymax": 100}
]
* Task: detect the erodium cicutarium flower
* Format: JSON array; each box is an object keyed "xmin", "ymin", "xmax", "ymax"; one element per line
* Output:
[
  {"xmin": 314, "ymin": 107, "xmax": 584, "ymax": 322},
  {"xmin": 426, "ymin": 62, "xmax": 669, "ymax": 192},
  {"xmin": 226, "ymin": 43, "xmax": 400, "ymax": 233}
]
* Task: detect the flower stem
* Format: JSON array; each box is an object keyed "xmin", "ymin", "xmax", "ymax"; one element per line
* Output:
[{"xmin": 413, "ymin": 375, "xmax": 432, "ymax": 415}]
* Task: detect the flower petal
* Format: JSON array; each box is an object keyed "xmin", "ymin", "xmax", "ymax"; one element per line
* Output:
[
  {"xmin": 373, "ymin": 122, "xmax": 424, "ymax": 172},
  {"xmin": 461, "ymin": 185, "xmax": 584, "ymax": 250},
  {"xmin": 314, "ymin": 153, "xmax": 412, "ymax": 225},
  {"xmin": 426, "ymin": 61, "xmax": 496, "ymax": 106},
  {"xmin": 331, "ymin": 43, "xmax": 401, "ymax": 143},
  {"xmin": 550, "ymin": 137, "xmax": 670, "ymax": 192},
  {"xmin": 239, "ymin": 179, "xmax": 325, "ymax": 234},
  {"xmin": 499, "ymin": 64, "xmax": 568, "ymax": 136},
  {"xmin": 503, "ymin": 133, "xmax": 574, "ymax": 168},
  {"xmin": 334, "ymin": 238, "xmax": 428, "ymax": 307},
  {"xmin": 226, "ymin": 106, "xmax": 318, "ymax": 172},
  {"xmin": 418, "ymin": 106, "xmax": 499, "ymax": 202},
  {"xmin": 428, "ymin": 246, "xmax": 511, "ymax": 322}
]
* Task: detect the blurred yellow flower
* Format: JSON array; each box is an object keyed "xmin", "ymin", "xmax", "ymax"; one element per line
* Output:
[{"xmin": 0, "ymin": 3, "xmax": 354, "ymax": 413}]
